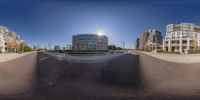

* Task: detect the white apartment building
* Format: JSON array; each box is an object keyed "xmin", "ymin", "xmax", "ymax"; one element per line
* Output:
[
  {"xmin": 163, "ymin": 23, "xmax": 200, "ymax": 53},
  {"xmin": 0, "ymin": 33, "xmax": 5, "ymax": 53},
  {"xmin": 0, "ymin": 25, "xmax": 21, "ymax": 53}
]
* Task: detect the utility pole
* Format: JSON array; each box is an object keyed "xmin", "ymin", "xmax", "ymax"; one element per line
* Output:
[
  {"xmin": 121, "ymin": 41, "xmax": 125, "ymax": 49},
  {"xmin": 48, "ymin": 43, "xmax": 53, "ymax": 50}
]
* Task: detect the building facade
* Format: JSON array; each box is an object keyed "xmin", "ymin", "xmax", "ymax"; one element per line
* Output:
[
  {"xmin": 66, "ymin": 45, "xmax": 72, "ymax": 50},
  {"xmin": 135, "ymin": 38, "xmax": 140, "ymax": 49},
  {"xmin": 72, "ymin": 33, "xmax": 108, "ymax": 51},
  {"xmin": 139, "ymin": 29, "xmax": 163, "ymax": 51},
  {"xmin": 163, "ymin": 23, "xmax": 200, "ymax": 53},
  {"xmin": 54, "ymin": 45, "xmax": 61, "ymax": 51},
  {"xmin": 0, "ymin": 25, "xmax": 21, "ymax": 53},
  {"xmin": 0, "ymin": 33, "xmax": 5, "ymax": 53},
  {"xmin": 33, "ymin": 45, "xmax": 40, "ymax": 51}
]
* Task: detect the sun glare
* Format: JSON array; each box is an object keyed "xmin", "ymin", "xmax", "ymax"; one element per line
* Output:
[{"xmin": 97, "ymin": 32, "xmax": 103, "ymax": 35}]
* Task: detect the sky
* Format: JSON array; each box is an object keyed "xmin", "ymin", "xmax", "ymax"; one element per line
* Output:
[{"xmin": 0, "ymin": 0, "xmax": 200, "ymax": 48}]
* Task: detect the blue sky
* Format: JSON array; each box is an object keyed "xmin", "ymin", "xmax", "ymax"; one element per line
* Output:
[{"xmin": 0, "ymin": 0, "xmax": 200, "ymax": 48}]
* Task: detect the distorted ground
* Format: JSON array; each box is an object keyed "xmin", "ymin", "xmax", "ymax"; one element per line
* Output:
[
  {"xmin": 1, "ymin": 52, "xmax": 200, "ymax": 100},
  {"xmin": 31, "ymin": 52, "xmax": 142, "ymax": 100}
]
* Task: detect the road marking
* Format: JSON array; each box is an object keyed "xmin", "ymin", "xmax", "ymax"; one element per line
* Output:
[
  {"xmin": 57, "ymin": 57, "xmax": 63, "ymax": 61},
  {"xmin": 39, "ymin": 57, "xmax": 48, "ymax": 61}
]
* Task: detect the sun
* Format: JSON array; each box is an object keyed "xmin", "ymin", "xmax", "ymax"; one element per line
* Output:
[{"xmin": 97, "ymin": 32, "xmax": 103, "ymax": 35}]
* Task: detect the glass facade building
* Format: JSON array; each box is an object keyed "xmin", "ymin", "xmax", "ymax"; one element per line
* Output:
[{"xmin": 72, "ymin": 33, "xmax": 108, "ymax": 51}]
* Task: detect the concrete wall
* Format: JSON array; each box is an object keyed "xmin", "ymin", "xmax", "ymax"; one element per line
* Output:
[
  {"xmin": 0, "ymin": 52, "xmax": 37, "ymax": 95},
  {"xmin": 139, "ymin": 52, "xmax": 200, "ymax": 96}
]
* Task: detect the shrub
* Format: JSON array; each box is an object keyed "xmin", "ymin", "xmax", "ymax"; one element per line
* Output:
[
  {"xmin": 157, "ymin": 50, "xmax": 181, "ymax": 54},
  {"xmin": 188, "ymin": 49, "xmax": 200, "ymax": 54},
  {"xmin": 143, "ymin": 47, "xmax": 150, "ymax": 52}
]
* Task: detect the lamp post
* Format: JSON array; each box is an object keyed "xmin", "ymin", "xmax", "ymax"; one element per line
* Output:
[
  {"xmin": 48, "ymin": 43, "xmax": 53, "ymax": 50},
  {"xmin": 120, "ymin": 41, "xmax": 125, "ymax": 49}
]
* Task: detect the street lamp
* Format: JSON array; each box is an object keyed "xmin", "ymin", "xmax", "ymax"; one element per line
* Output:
[
  {"xmin": 120, "ymin": 41, "xmax": 125, "ymax": 49},
  {"xmin": 48, "ymin": 43, "xmax": 53, "ymax": 50}
]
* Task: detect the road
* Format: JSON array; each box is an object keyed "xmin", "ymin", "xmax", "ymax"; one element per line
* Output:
[
  {"xmin": 33, "ymin": 52, "xmax": 200, "ymax": 100},
  {"xmin": 31, "ymin": 52, "xmax": 142, "ymax": 100},
  {"xmin": 1, "ymin": 52, "xmax": 200, "ymax": 100},
  {"xmin": 30, "ymin": 52, "xmax": 200, "ymax": 100}
]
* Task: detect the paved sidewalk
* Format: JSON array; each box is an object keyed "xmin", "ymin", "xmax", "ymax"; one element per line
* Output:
[
  {"xmin": 0, "ymin": 52, "xmax": 33, "ymax": 62},
  {"xmin": 0, "ymin": 52, "xmax": 37, "ymax": 95},
  {"xmin": 141, "ymin": 52, "xmax": 200, "ymax": 63}
]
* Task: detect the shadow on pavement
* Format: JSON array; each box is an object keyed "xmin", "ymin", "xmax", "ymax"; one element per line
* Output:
[
  {"xmin": 101, "ymin": 54, "xmax": 141, "ymax": 88},
  {"xmin": 32, "ymin": 52, "xmax": 142, "ymax": 100}
]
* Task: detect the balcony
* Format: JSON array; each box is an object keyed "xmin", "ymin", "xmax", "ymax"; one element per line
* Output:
[
  {"xmin": 182, "ymin": 44, "xmax": 188, "ymax": 46},
  {"xmin": 171, "ymin": 43, "xmax": 179, "ymax": 46}
]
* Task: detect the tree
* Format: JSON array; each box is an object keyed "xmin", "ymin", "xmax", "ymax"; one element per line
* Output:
[
  {"xmin": 108, "ymin": 45, "xmax": 117, "ymax": 50},
  {"xmin": 191, "ymin": 39, "xmax": 196, "ymax": 49},
  {"xmin": 20, "ymin": 43, "xmax": 32, "ymax": 52},
  {"xmin": 7, "ymin": 40, "xmax": 15, "ymax": 52},
  {"xmin": 24, "ymin": 45, "xmax": 32, "ymax": 52},
  {"xmin": 20, "ymin": 42, "xmax": 24, "ymax": 52},
  {"xmin": 14, "ymin": 43, "xmax": 20, "ymax": 52}
]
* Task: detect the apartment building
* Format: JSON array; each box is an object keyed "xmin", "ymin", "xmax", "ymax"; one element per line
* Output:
[
  {"xmin": 0, "ymin": 33, "xmax": 5, "ymax": 53},
  {"xmin": 72, "ymin": 33, "xmax": 108, "ymax": 51},
  {"xmin": 0, "ymin": 25, "xmax": 21, "ymax": 53},
  {"xmin": 163, "ymin": 23, "xmax": 200, "ymax": 53},
  {"xmin": 139, "ymin": 29, "xmax": 163, "ymax": 51}
]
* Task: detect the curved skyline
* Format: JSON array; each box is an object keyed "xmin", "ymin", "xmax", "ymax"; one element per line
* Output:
[{"xmin": 0, "ymin": 0, "xmax": 200, "ymax": 48}]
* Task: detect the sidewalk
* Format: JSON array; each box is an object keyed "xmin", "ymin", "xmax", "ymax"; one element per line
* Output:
[
  {"xmin": 0, "ymin": 52, "xmax": 37, "ymax": 95},
  {"xmin": 0, "ymin": 52, "xmax": 33, "ymax": 62},
  {"xmin": 141, "ymin": 52, "xmax": 200, "ymax": 63}
]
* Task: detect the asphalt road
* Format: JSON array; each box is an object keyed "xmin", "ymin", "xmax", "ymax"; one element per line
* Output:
[
  {"xmin": 1, "ymin": 52, "xmax": 200, "ymax": 100},
  {"xmin": 31, "ymin": 52, "xmax": 142, "ymax": 100},
  {"xmin": 31, "ymin": 52, "xmax": 200, "ymax": 100}
]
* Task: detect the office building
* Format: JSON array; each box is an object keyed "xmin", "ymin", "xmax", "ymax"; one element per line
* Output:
[
  {"xmin": 72, "ymin": 33, "xmax": 108, "ymax": 51},
  {"xmin": 66, "ymin": 45, "xmax": 72, "ymax": 50},
  {"xmin": 54, "ymin": 45, "xmax": 61, "ymax": 51},
  {"xmin": 135, "ymin": 38, "xmax": 140, "ymax": 49}
]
